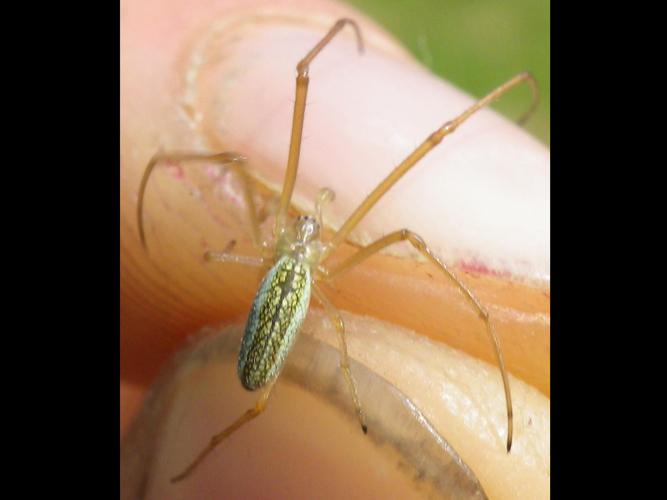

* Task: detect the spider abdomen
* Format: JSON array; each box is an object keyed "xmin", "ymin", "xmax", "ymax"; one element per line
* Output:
[{"xmin": 238, "ymin": 254, "xmax": 311, "ymax": 390}]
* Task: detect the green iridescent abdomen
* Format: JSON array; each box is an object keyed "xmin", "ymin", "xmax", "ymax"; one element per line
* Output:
[{"xmin": 238, "ymin": 255, "xmax": 311, "ymax": 390}]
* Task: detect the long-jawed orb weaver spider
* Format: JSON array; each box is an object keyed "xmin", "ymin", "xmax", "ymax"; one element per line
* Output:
[{"xmin": 137, "ymin": 18, "xmax": 538, "ymax": 483}]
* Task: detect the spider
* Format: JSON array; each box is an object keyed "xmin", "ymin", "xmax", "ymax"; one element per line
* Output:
[{"xmin": 137, "ymin": 18, "xmax": 538, "ymax": 483}]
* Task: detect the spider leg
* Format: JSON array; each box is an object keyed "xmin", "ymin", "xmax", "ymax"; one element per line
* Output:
[
  {"xmin": 204, "ymin": 239, "xmax": 267, "ymax": 267},
  {"xmin": 274, "ymin": 18, "xmax": 364, "ymax": 236},
  {"xmin": 137, "ymin": 151, "xmax": 262, "ymax": 249},
  {"xmin": 319, "ymin": 229, "xmax": 513, "ymax": 452},
  {"xmin": 312, "ymin": 283, "xmax": 367, "ymax": 434},
  {"xmin": 321, "ymin": 72, "xmax": 538, "ymax": 259},
  {"xmin": 170, "ymin": 380, "xmax": 276, "ymax": 483}
]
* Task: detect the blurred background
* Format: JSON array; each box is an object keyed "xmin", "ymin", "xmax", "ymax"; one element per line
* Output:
[{"xmin": 344, "ymin": 0, "xmax": 550, "ymax": 145}]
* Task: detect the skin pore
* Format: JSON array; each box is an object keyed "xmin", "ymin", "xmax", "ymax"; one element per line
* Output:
[{"xmin": 121, "ymin": 0, "xmax": 549, "ymax": 498}]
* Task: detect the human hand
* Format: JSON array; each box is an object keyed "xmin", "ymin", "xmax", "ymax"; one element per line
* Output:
[{"xmin": 121, "ymin": 0, "xmax": 550, "ymax": 498}]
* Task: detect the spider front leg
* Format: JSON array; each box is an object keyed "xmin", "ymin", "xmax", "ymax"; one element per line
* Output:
[
  {"xmin": 320, "ymin": 71, "xmax": 538, "ymax": 260},
  {"xmin": 137, "ymin": 151, "xmax": 263, "ymax": 249},
  {"xmin": 312, "ymin": 283, "xmax": 367, "ymax": 434},
  {"xmin": 318, "ymin": 229, "xmax": 513, "ymax": 452},
  {"xmin": 273, "ymin": 18, "xmax": 364, "ymax": 236}
]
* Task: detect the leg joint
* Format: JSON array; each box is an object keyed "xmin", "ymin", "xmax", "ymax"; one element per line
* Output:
[
  {"xmin": 333, "ymin": 316, "xmax": 344, "ymax": 332},
  {"xmin": 403, "ymin": 230, "xmax": 427, "ymax": 251},
  {"xmin": 296, "ymin": 64, "xmax": 310, "ymax": 78},
  {"xmin": 428, "ymin": 131, "xmax": 444, "ymax": 146}
]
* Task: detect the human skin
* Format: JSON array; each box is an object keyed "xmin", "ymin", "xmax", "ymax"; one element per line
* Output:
[{"xmin": 120, "ymin": 0, "xmax": 550, "ymax": 499}]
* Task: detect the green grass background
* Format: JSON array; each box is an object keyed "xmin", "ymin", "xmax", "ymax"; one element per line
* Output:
[{"xmin": 344, "ymin": 0, "xmax": 550, "ymax": 145}]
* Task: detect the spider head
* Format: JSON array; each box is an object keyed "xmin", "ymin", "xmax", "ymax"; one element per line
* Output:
[{"xmin": 295, "ymin": 215, "xmax": 320, "ymax": 244}]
